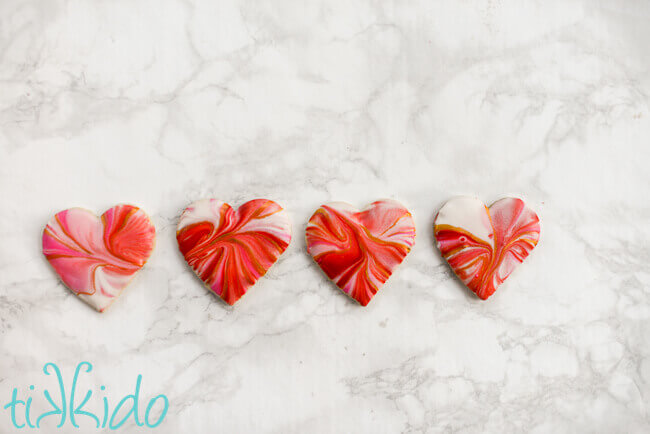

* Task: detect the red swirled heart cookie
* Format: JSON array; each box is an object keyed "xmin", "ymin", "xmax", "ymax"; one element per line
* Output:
[
  {"xmin": 305, "ymin": 200, "xmax": 416, "ymax": 306},
  {"xmin": 42, "ymin": 204, "xmax": 156, "ymax": 312},
  {"xmin": 434, "ymin": 197, "xmax": 540, "ymax": 300},
  {"xmin": 176, "ymin": 199, "xmax": 292, "ymax": 305}
]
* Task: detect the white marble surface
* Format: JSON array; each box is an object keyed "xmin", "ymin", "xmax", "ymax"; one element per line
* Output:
[{"xmin": 1, "ymin": 0, "xmax": 649, "ymax": 432}]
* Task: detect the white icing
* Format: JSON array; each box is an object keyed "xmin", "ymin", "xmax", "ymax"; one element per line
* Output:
[
  {"xmin": 177, "ymin": 199, "xmax": 227, "ymax": 230},
  {"xmin": 435, "ymin": 196, "xmax": 494, "ymax": 246}
]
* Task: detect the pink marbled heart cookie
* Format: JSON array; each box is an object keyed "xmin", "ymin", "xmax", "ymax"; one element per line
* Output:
[
  {"xmin": 434, "ymin": 197, "xmax": 540, "ymax": 299},
  {"xmin": 42, "ymin": 204, "xmax": 156, "ymax": 312}
]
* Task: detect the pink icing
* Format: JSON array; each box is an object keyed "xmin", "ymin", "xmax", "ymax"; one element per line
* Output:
[{"xmin": 42, "ymin": 205, "xmax": 156, "ymax": 312}]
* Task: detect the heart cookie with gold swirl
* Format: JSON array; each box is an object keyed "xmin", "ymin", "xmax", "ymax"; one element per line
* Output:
[
  {"xmin": 42, "ymin": 204, "xmax": 156, "ymax": 312},
  {"xmin": 176, "ymin": 199, "xmax": 292, "ymax": 305},
  {"xmin": 306, "ymin": 200, "xmax": 416, "ymax": 306},
  {"xmin": 434, "ymin": 197, "xmax": 540, "ymax": 299}
]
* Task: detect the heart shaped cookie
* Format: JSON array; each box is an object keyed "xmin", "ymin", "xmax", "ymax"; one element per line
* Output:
[
  {"xmin": 176, "ymin": 199, "xmax": 292, "ymax": 305},
  {"xmin": 306, "ymin": 200, "xmax": 416, "ymax": 306},
  {"xmin": 42, "ymin": 204, "xmax": 156, "ymax": 312},
  {"xmin": 434, "ymin": 197, "xmax": 540, "ymax": 299}
]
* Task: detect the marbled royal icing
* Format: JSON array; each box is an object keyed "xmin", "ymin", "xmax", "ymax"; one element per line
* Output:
[
  {"xmin": 176, "ymin": 199, "xmax": 292, "ymax": 305},
  {"xmin": 434, "ymin": 197, "xmax": 540, "ymax": 300},
  {"xmin": 305, "ymin": 200, "xmax": 416, "ymax": 306},
  {"xmin": 42, "ymin": 205, "xmax": 156, "ymax": 312}
]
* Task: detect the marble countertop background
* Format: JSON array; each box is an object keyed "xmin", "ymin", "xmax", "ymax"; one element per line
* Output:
[{"xmin": 1, "ymin": 0, "xmax": 649, "ymax": 433}]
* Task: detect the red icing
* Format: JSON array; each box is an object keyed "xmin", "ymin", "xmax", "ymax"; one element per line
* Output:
[
  {"xmin": 176, "ymin": 199, "xmax": 291, "ymax": 305},
  {"xmin": 305, "ymin": 200, "xmax": 416, "ymax": 306}
]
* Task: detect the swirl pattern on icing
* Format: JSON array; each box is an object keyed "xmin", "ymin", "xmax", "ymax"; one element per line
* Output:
[
  {"xmin": 176, "ymin": 199, "xmax": 292, "ymax": 305},
  {"xmin": 434, "ymin": 197, "xmax": 540, "ymax": 300},
  {"xmin": 42, "ymin": 204, "xmax": 156, "ymax": 312},
  {"xmin": 305, "ymin": 200, "xmax": 416, "ymax": 306}
]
